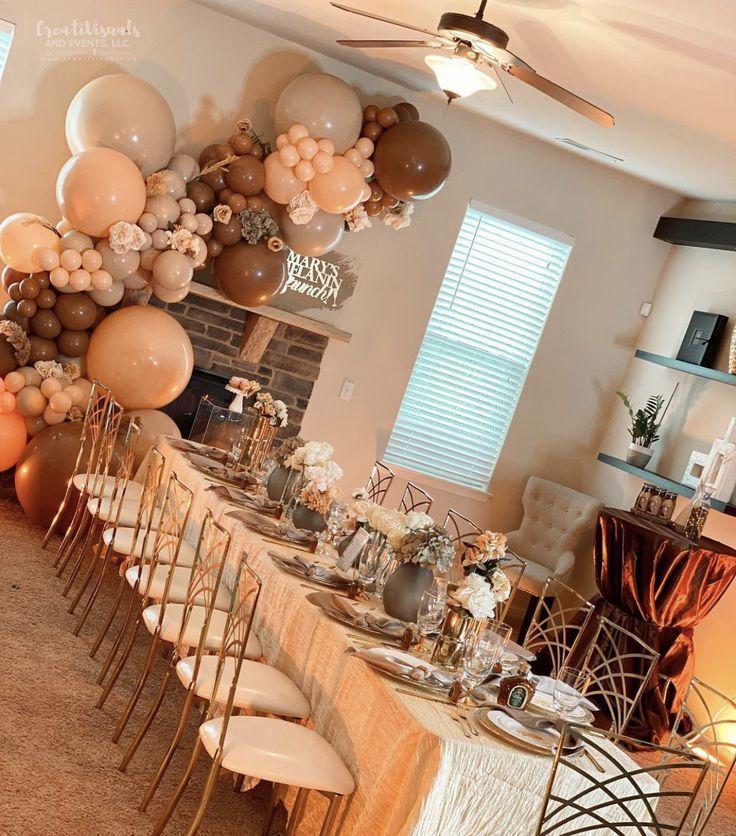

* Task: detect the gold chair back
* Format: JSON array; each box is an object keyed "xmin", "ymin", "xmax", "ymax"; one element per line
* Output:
[
  {"xmin": 399, "ymin": 481, "xmax": 433, "ymax": 514},
  {"xmin": 366, "ymin": 460, "xmax": 395, "ymax": 505}
]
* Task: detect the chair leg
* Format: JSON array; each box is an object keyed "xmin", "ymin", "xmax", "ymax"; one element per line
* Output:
[
  {"xmin": 186, "ymin": 754, "xmax": 222, "ymax": 836},
  {"xmin": 55, "ymin": 507, "xmax": 91, "ymax": 577},
  {"xmin": 286, "ymin": 787, "xmax": 309, "ymax": 836},
  {"xmin": 90, "ymin": 575, "xmax": 127, "ymax": 659},
  {"xmin": 62, "ymin": 517, "xmax": 100, "ymax": 596},
  {"xmin": 518, "ymin": 593, "xmax": 539, "ymax": 645},
  {"xmin": 51, "ymin": 494, "xmax": 85, "ymax": 564},
  {"xmin": 74, "ymin": 543, "xmax": 113, "ymax": 635},
  {"xmin": 152, "ymin": 740, "xmax": 203, "ymax": 836},
  {"xmin": 97, "ymin": 615, "xmax": 142, "ymax": 708},
  {"xmin": 119, "ymin": 663, "xmax": 174, "ymax": 771},
  {"xmin": 96, "ymin": 593, "xmax": 140, "ymax": 685},
  {"xmin": 320, "ymin": 794, "xmax": 343, "ymax": 836},
  {"xmin": 111, "ymin": 633, "xmax": 162, "ymax": 742},
  {"xmin": 139, "ymin": 689, "xmax": 198, "ymax": 812},
  {"xmin": 262, "ymin": 783, "xmax": 285, "ymax": 836}
]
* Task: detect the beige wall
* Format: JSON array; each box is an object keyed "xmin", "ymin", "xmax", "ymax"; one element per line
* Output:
[{"xmin": 0, "ymin": 0, "xmax": 677, "ymax": 529}]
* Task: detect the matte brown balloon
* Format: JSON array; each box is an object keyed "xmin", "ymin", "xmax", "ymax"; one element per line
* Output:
[
  {"xmin": 0, "ymin": 340, "xmax": 17, "ymax": 375},
  {"xmin": 16, "ymin": 298, "xmax": 37, "ymax": 318},
  {"xmin": 8, "ymin": 282, "xmax": 22, "ymax": 302},
  {"xmin": 187, "ymin": 180, "xmax": 216, "ymax": 214},
  {"xmin": 374, "ymin": 121, "xmax": 452, "ymax": 202},
  {"xmin": 57, "ymin": 329, "xmax": 89, "ymax": 357},
  {"xmin": 14, "ymin": 421, "xmax": 85, "ymax": 528},
  {"xmin": 29, "ymin": 336, "xmax": 58, "ymax": 361},
  {"xmin": 226, "ymin": 156, "xmax": 265, "ymax": 197},
  {"xmin": 19, "ymin": 277, "xmax": 40, "ymax": 299},
  {"xmin": 214, "ymin": 240, "xmax": 286, "ymax": 307},
  {"xmin": 395, "ymin": 101, "xmax": 419, "ymax": 121},
  {"xmin": 1, "ymin": 266, "xmax": 25, "ymax": 291},
  {"xmin": 213, "ymin": 217, "xmax": 243, "ymax": 247},
  {"xmin": 2, "ymin": 300, "xmax": 30, "ymax": 332},
  {"xmin": 230, "ymin": 133, "xmax": 253, "ymax": 156},
  {"xmin": 31, "ymin": 309, "xmax": 62, "ymax": 339},
  {"xmin": 198, "ymin": 144, "xmax": 220, "ymax": 169},
  {"xmin": 36, "ymin": 272, "xmax": 50, "ymax": 289},
  {"xmin": 54, "ymin": 292, "xmax": 98, "ymax": 330}
]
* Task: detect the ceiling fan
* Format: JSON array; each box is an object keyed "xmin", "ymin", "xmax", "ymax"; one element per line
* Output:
[{"xmin": 331, "ymin": 0, "xmax": 614, "ymax": 127}]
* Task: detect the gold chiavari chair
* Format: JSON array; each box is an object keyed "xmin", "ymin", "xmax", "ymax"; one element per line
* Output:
[
  {"xmin": 135, "ymin": 553, "xmax": 310, "ymax": 810},
  {"xmin": 576, "ymin": 616, "xmax": 660, "ymax": 734},
  {"xmin": 89, "ymin": 447, "xmax": 167, "ymax": 663},
  {"xmin": 536, "ymin": 723, "xmax": 709, "ymax": 835},
  {"xmin": 96, "ymin": 472, "xmax": 193, "ymax": 715},
  {"xmin": 398, "ymin": 480, "xmax": 433, "ymax": 514},
  {"xmin": 152, "ymin": 560, "xmax": 354, "ymax": 836},
  {"xmin": 64, "ymin": 417, "xmax": 142, "ymax": 610},
  {"xmin": 523, "ymin": 578, "xmax": 595, "ymax": 677},
  {"xmin": 666, "ymin": 676, "xmax": 736, "ymax": 836},
  {"xmin": 443, "ymin": 507, "xmax": 482, "ymax": 582},
  {"xmin": 44, "ymin": 380, "xmax": 114, "ymax": 550},
  {"xmin": 497, "ymin": 550, "xmax": 527, "ymax": 621},
  {"xmin": 365, "ymin": 460, "xmax": 395, "ymax": 505},
  {"xmin": 52, "ymin": 388, "xmax": 124, "ymax": 576}
]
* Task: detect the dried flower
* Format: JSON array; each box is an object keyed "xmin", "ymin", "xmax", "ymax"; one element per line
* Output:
[
  {"xmin": 62, "ymin": 363, "xmax": 81, "ymax": 381},
  {"xmin": 109, "ymin": 221, "xmax": 147, "ymax": 254},
  {"xmin": 383, "ymin": 200, "xmax": 414, "ymax": 231},
  {"xmin": 273, "ymin": 435, "xmax": 305, "ymax": 467},
  {"xmin": 235, "ymin": 118, "xmax": 253, "ymax": 133},
  {"xmin": 34, "ymin": 360, "xmax": 72, "ymax": 384},
  {"xmin": 239, "ymin": 209, "xmax": 279, "ymax": 245},
  {"xmin": 298, "ymin": 483, "xmax": 335, "ymax": 515},
  {"xmin": 287, "ymin": 190, "xmax": 318, "ymax": 225},
  {"xmin": 68, "ymin": 406, "xmax": 83, "ymax": 422},
  {"xmin": 394, "ymin": 523, "xmax": 455, "ymax": 573},
  {"xmin": 145, "ymin": 171, "xmax": 166, "ymax": 196},
  {"xmin": 0, "ymin": 320, "xmax": 30, "ymax": 366},
  {"xmin": 462, "ymin": 531, "xmax": 507, "ymax": 568},
  {"xmin": 267, "ymin": 236, "xmax": 284, "ymax": 252},
  {"xmin": 213, "ymin": 204, "xmax": 232, "ymax": 224},
  {"xmin": 345, "ymin": 204, "xmax": 372, "ymax": 232},
  {"xmin": 166, "ymin": 227, "xmax": 200, "ymax": 259}
]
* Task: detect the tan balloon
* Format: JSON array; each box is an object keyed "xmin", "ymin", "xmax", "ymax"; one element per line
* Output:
[
  {"xmin": 88, "ymin": 281, "xmax": 125, "ymax": 307},
  {"xmin": 151, "ymin": 250, "xmax": 193, "ymax": 290},
  {"xmin": 96, "ymin": 239, "xmax": 140, "ymax": 280},
  {"xmin": 308, "ymin": 156, "xmax": 365, "ymax": 214},
  {"xmin": 263, "ymin": 152, "xmax": 304, "ymax": 205},
  {"xmin": 56, "ymin": 148, "xmax": 146, "ymax": 237},
  {"xmin": 0, "ymin": 213, "xmax": 60, "ymax": 273},
  {"xmin": 127, "ymin": 408, "xmax": 181, "ymax": 471},
  {"xmin": 278, "ymin": 207, "xmax": 344, "ymax": 257},
  {"xmin": 275, "ymin": 73, "xmax": 362, "ymax": 155},
  {"xmin": 65, "ymin": 74, "xmax": 176, "ymax": 177},
  {"xmin": 151, "ymin": 283, "xmax": 190, "ymax": 303},
  {"xmin": 86, "ymin": 306, "xmax": 193, "ymax": 409}
]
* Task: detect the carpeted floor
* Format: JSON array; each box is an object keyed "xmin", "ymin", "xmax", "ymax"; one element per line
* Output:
[{"xmin": 1, "ymin": 497, "xmax": 735, "ymax": 836}]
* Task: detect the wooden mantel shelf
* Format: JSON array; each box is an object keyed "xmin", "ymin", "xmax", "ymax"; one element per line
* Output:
[{"xmin": 188, "ymin": 281, "xmax": 351, "ymax": 363}]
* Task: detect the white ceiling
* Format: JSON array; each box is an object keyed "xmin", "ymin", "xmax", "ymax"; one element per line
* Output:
[{"xmin": 194, "ymin": 0, "xmax": 736, "ymax": 200}]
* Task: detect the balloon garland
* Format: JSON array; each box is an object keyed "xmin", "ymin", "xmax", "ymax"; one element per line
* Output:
[{"xmin": 0, "ymin": 70, "xmax": 451, "ymax": 471}]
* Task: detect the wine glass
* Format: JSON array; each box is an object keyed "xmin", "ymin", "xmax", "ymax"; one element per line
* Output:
[
  {"xmin": 357, "ymin": 537, "xmax": 384, "ymax": 597},
  {"xmin": 429, "ymin": 577, "xmax": 449, "ymax": 603},
  {"xmin": 415, "ymin": 591, "xmax": 445, "ymax": 655},
  {"xmin": 317, "ymin": 501, "xmax": 346, "ymax": 558},
  {"xmin": 553, "ymin": 666, "xmax": 589, "ymax": 718},
  {"xmin": 458, "ymin": 620, "xmax": 512, "ymax": 698}
]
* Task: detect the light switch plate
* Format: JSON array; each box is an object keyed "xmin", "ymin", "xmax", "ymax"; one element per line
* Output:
[
  {"xmin": 339, "ymin": 379, "xmax": 355, "ymax": 401},
  {"xmin": 639, "ymin": 302, "xmax": 652, "ymax": 317}
]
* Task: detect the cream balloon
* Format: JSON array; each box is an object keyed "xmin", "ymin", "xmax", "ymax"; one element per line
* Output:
[
  {"xmin": 96, "ymin": 239, "xmax": 140, "ymax": 280},
  {"xmin": 151, "ymin": 250, "xmax": 193, "ymax": 290},
  {"xmin": 167, "ymin": 153, "xmax": 200, "ymax": 183},
  {"xmin": 126, "ymin": 408, "xmax": 181, "ymax": 471},
  {"xmin": 0, "ymin": 213, "xmax": 60, "ymax": 273},
  {"xmin": 151, "ymin": 283, "xmax": 190, "ymax": 303},
  {"xmin": 263, "ymin": 153, "xmax": 304, "ymax": 205},
  {"xmin": 56, "ymin": 149, "xmax": 146, "ymax": 237},
  {"xmin": 308, "ymin": 155, "xmax": 365, "ymax": 214},
  {"xmin": 278, "ymin": 207, "xmax": 344, "ymax": 257},
  {"xmin": 60, "ymin": 230, "xmax": 94, "ymax": 253},
  {"xmin": 65, "ymin": 74, "xmax": 177, "ymax": 177},
  {"xmin": 122, "ymin": 268, "xmax": 151, "ymax": 290},
  {"xmin": 88, "ymin": 280, "xmax": 125, "ymax": 307},
  {"xmin": 274, "ymin": 73, "xmax": 362, "ymax": 155}
]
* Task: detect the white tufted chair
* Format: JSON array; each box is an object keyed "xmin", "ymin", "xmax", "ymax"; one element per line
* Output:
[{"xmin": 504, "ymin": 476, "xmax": 601, "ymax": 605}]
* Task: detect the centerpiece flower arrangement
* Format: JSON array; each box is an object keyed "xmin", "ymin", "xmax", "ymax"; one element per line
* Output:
[
  {"xmin": 285, "ymin": 441, "xmax": 343, "ymax": 532},
  {"xmin": 447, "ymin": 531, "xmax": 512, "ymax": 620},
  {"xmin": 272, "ymin": 435, "xmax": 305, "ymax": 467},
  {"xmin": 252, "ymin": 391, "xmax": 289, "ymax": 428},
  {"xmin": 266, "ymin": 434, "xmax": 305, "ymax": 502}
]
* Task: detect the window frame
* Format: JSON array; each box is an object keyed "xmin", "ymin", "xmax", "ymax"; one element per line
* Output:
[{"xmin": 0, "ymin": 19, "xmax": 15, "ymax": 84}]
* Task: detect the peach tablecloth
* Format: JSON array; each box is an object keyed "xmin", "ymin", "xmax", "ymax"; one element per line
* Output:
[{"xmin": 157, "ymin": 438, "xmax": 657, "ymax": 835}]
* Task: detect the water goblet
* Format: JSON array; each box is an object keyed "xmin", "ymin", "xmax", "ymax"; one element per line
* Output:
[
  {"xmin": 553, "ymin": 666, "xmax": 589, "ymax": 719},
  {"xmin": 357, "ymin": 536, "xmax": 384, "ymax": 597},
  {"xmin": 317, "ymin": 501, "xmax": 346, "ymax": 558},
  {"xmin": 457, "ymin": 620, "xmax": 512, "ymax": 699},
  {"xmin": 415, "ymin": 591, "xmax": 445, "ymax": 655}
]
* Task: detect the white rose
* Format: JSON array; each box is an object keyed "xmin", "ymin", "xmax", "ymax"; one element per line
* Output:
[
  {"xmin": 449, "ymin": 574, "xmax": 497, "ymax": 619},
  {"xmin": 405, "ymin": 511, "xmax": 434, "ymax": 531},
  {"xmin": 490, "ymin": 569, "xmax": 511, "ymax": 602}
]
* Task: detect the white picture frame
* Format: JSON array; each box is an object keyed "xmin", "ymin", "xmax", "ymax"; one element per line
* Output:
[{"xmin": 681, "ymin": 451, "xmax": 709, "ymax": 488}]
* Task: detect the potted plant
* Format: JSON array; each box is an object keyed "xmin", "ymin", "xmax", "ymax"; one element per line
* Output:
[{"xmin": 617, "ymin": 390, "xmax": 667, "ymax": 468}]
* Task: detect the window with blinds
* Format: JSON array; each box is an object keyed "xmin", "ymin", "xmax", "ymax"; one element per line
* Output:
[
  {"xmin": 385, "ymin": 202, "xmax": 573, "ymax": 491},
  {"xmin": 0, "ymin": 20, "xmax": 14, "ymax": 83}
]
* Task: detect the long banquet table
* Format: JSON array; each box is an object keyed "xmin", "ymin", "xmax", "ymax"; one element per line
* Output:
[{"xmin": 156, "ymin": 437, "xmax": 657, "ymax": 835}]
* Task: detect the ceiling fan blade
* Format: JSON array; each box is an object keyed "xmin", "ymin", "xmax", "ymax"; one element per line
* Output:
[
  {"xmin": 330, "ymin": 3, "xmax": 439, "ymax": 37},
  {"xmin": 337, "ymin": 39, "xmax": 438, "ymax": 48},
  {"xmin": 506, "ymin": 65, "xmax": 615, "ymax": 127}
]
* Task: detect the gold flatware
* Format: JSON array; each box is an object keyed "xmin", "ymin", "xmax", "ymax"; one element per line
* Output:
[
  {"xmin": 394, "ymin": 687, "xmax": 454, "ymax": 706},
  {"xmin": 346, "ymin": 631, "xmax": 401, "ymax": 646}
]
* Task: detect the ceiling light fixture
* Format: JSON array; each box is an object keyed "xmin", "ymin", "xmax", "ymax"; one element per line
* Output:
[{"xmin": 424, "ymin": 53, "xmax": 496, "ymax": 102}]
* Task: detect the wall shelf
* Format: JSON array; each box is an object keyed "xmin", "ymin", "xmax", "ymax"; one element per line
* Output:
[
  {"xmin": 596, "ymin": 453, "xmax": 736, "ymax": 516},
  {"xmin": 654, "ymin": 217, "xmax": 736, "ymax": 252},
  {"xmin": 634, "ymin": 349, "xmax": 736, "ymax": 387}
]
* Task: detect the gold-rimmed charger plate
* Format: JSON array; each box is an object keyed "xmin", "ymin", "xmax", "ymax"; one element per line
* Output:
[{"xmin": 305, "ymin": 592, "xmax": 404, "ymax": 643}]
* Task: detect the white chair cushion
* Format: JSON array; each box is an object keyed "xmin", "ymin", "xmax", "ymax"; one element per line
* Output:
[
  {"xmin": 102, "ymin": 527, "xmax": 195, "ymax": 567},
  {"xmin": 505, "ymin": 559, "xmax": 558, "ymax": 598},
  {"xmin": 125, "ymin": 564, "xmax": 231, "ymax": 611},
  {"xmin": 177, "ymin": 656, "xmax": 310, "ymax": 719},
  {"xmin": 87, "ymin": 497, "xmax": 164, "ymax": 528},
  {"xmin": 142, "ymin": 603, "xmax": 262, "ymax": 659},
  {"xmin": 199, "ymin": 716, "xmax": 354, "ymax": 795},
  {"xmin": 73, "ymin": 473, "xmax": 143, "ymax": 502}
]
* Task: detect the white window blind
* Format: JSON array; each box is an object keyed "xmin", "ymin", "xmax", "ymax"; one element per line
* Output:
[
  {"xmin": 0, "ymin": 20, "xmax": 14, "ymax": 83},
  {"xmin": 385, "ymin": 202, "xmax": 573, "ymax": 491}
]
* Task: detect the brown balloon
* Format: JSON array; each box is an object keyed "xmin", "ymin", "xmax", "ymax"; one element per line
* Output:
[
  {"xmin": 216, "ymin": 143, "xmax": 234, "ymax": 161},
  {"xmin": 8, "ymin": 282, "xmax": 22, "ymax": 302},
  {"xmin": 362, "ymin": 122, "xmax": 383, "ymax": 142},
  {"xmin": 29, "ymin": 335, "xmax": 58, "ymax": 361},
  {"xmin": 250, "ymin": 143, "xmax": 264, "ymax": 161},
  {"xmin": 214, "ymin": 240, "xmax": 286, "ymax": 307},
  {"xmin": 200, "ymin": 167, "xmax": 228, "ymax": 194},
  {"xmin": 227, "ymin": 193, "xmax": 247, "ymax": 213},
  {"xmin": 14, "ymin": 421, "xmax": 85, "ymax": 528},
  {"xmin": 19, "ymin": 277, "xmax": 40, "ymax": 299},
  {"xmin": 363, "ymin": 104, "xmax": 378, "ymax": 122},
  {"xmin": 374, "ymin": 120, "xmax": 452, "ymax": 201},
  {"xmin": 92, "ymin": 305, "xmax": 107, "ymax": 329},
  {"xmin": 36, "ymin": 288, "xmax": 57, "ymax": 309},
  {"xmin": 365, "ymin": 201, "xmax": 384, "ymax": 217},
  {"xmin": 213, "ymin": 217, "xmax": 243, "ymax": 247},
  {"xmin": 54, "ymin": 292, "xmax": 98, "ymax": 330},
  {"xmin": 17, "ymin": 298, "xmax": 37, "ymax": 318},
  {"xmin": 1, "ymin": 266, "xmax": 26, "ymax": 291},
  {"xmin": 230, "ymin": 132, "xmax": 253, "ymax": 155},
  {"xmin": 395, "ymin": 101, "xmax": 420, "ymax": 121},
  {"xmin": 206, "ymin": 238, "xmax": 223, "ymax": 258},
  {"xmin": 377, "ymin": 107, "xmax": 399, "ymax": 129},
  {"xmin": 187, "ymin": 180, "xmax": 216, "ymax": 214},
  {"xmin": 31, "ymin": 309, "xmax": 62, "ymax": 339},
  {"xmin": 226, "ymin": 156, "xmax": 265, "ymax": 197},
  {"xmin": 0, "ymin": 339, "xmax": 17, "ymax": 375},
  {"xmin": 36, "ymin": 272, "xmax": 51, "ymax": 289},
  {"xmin": 2, "ymin": 300, "xmax": 30, "ymax": 332},
  {"xmin": 57, "ymin": 329, "xmax": 89, "ymax": 357},
  {"xmin": 198, "ymin": 143, "xmax": 220, "ymax": 169}
]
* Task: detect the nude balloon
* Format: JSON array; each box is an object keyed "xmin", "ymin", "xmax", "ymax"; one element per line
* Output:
[
  {"xmin": 56, "ymin": 148, "xmax": 147, "ymax": 237},
  {"xmin": 66, "ymin": 74, "xmax": 176, "ymax": 177},
  {"xmin": 0, "ymin": 213, "xmax": 60, "ymax": 274},
  {"xmin": 263, "ymin": 153, "xmax": 304, "ymax": 205},
  {"xmin": 152, "ymin": 250, "xmax": 193, "ymax": 290},
  {"xmin": 278, "ymin": 207, "xmax": 344, "ymax": 257},
  {"xmin": 96, "ymin": 239, "xmax": 140, "ymax": 280},
  {"xmin": 308, "ymin": 155, "xmax": 365, "ymax": 214},
  {"xmin": 127, "ymin": 408, "xmax": 181, "ymax": 471}
]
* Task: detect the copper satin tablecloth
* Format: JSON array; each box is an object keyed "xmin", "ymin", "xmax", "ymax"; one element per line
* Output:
[{"xmin": 593, "ymin": 507, "xmax": 736, "ymax": 742}]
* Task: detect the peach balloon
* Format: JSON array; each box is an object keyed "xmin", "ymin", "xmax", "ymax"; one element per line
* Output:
[
  {"xmin": 37, "ymin": 248, "xmax": 61, "ymax": 271},
  {"xmin": 294, "ymin": 160, "xmax": 316, "ymax": 183},
  {"xmin": 309, "ymin": 155, "xmax": 365, "ymax": 214},
  {"xmin": 263, "ymin": 152, "xmax": 304, "ymax": 205},
  {"xmin": 126, "ymin": 408, "xmax": 181, "ymax": 471},
  {"xmin": 5, "ymin": 371, "xmax": 25, "ymax": 393},
  {"xmin": 81, "ymin": 248, "xmax": 103, "ymax": 272},
  {"xmin": 0, "ymin": 409, "xmax": 26, "ymax": 471},
  {"xmin": 0, "ymin": 213, "xmax": 61, "ymax": 274},
  {"xmin": 56, "ymin": 148, "xmax": 146, "ymax": 237},
  {"xmin": 86, "ymin": 306, "xmax": 193, "ymax": 409},
  {"xmin": 312, "ymin": 151, "xmax": 335, "ymax": 174},
  {"xmin": 275, "ymin": 134, "xmax": 290, "ymax": 150},
  {"xmin": 60, "ymin": 249, "xmax": 82, "ymax": 271},
  {"xmin": 0, "ymin": 391, "xmax": 15, "ymax": 413},
  {"xmin": 297, "ymin": 137, "xmax": 319, "ymax": 161}
]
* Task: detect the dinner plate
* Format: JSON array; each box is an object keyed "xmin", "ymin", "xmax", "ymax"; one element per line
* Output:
[
  {"xmin": 305, "ymin": 592, "xmax": 406, "ymax": 642},
  {"xmin": 271, "ymin": 555, "xmax": 352, "ymax": 589},
  {"xmin": 475, "ymin": 708, "xmax": 559, "ymax": 754}
]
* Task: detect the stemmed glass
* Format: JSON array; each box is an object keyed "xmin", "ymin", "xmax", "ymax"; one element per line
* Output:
[
  {"xmin": 457, "ymin": 620, "xmax": 512, "ymax": 700},
  {"xmin": 317, "ymin": 501, "xmax": 347, "ymax": 558},
  {"xmin": 415, "ymin": 591, "xmax": 445, "ymax": 655},
  {"xmin": 553, "ymin": 666, "xmax": 589, "ymax": 719},
  {"xmin": 356, "ymin": 536, "xmax": 385, "ymax": 597}
]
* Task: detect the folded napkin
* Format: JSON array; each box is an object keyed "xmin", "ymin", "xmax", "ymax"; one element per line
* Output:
[
  {"xmin": 208, "ymin": 485, "xmax": 279, "ymax": 512},
  {"xmin": 307, "ymin": 591, "xmax": 408, "ymax": 639},
  {"xmin": 534, "ymin": 675, "xmax": 597, "ymax": 712},
  {"xmin": 167, "ymin": 438, "xmax": 227, "ymax": 460},
  {"xmin": 228, "ymin": 511, "xmax": 315, "ymax": 546},
  {"xmin": 353, "ymin": 646, "xmax": 455, "ymax": 688},
  {"xmin": 286, "ymin": 555, "xmax": 351, "ymax": 586}
]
